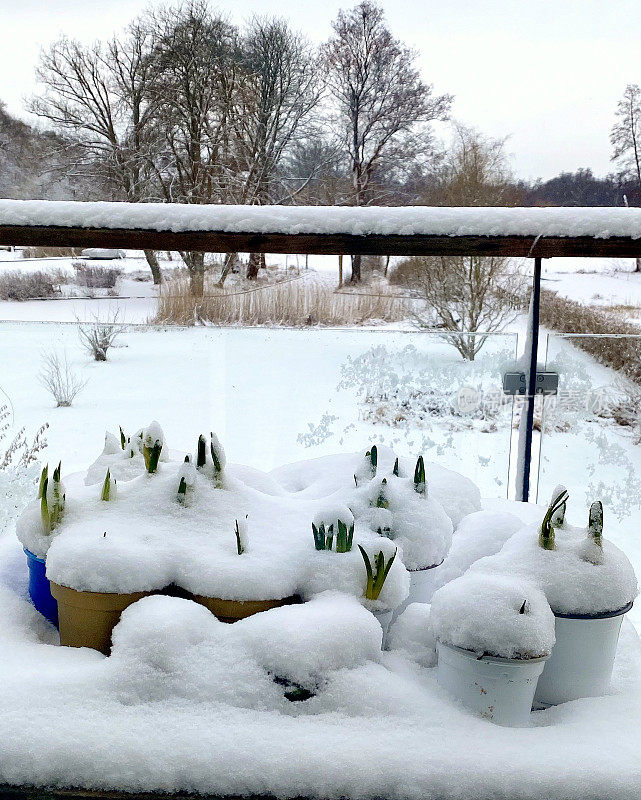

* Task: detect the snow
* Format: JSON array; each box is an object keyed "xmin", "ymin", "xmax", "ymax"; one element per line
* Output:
[
  {"xmin": 17, "ymin": 434, "xmax": 450, "ymax": 611},
  {"xmin": 5, "ymin": 199, "xmax": 641, "ymax": 239},
  {"xmin": 2, "ymin": 519, "xmax": 641, "ymax": 798},
  {"xmin": 470, "ymin": 521, "xmax": 638, "ymax": 616},
  {"xmin": 431, "ymin": 572, "xmax": 556, "ymax": 659},
  {"xmin": 387, "ymin": 602, "xmax": 438, "ymax": 667}
]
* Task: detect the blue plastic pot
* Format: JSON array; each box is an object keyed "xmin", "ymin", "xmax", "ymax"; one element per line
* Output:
[{"xmin": 23, "ymin": 547, "xmax": 59, "ymax": 627}]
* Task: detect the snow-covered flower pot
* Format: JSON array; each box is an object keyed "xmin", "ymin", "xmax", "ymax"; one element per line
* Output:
[
  {"xmin": 534, "ymin": 601, "xmax": 633, "ymax": 706},
  {"xmin": 437, "ymin": 641, "xmax": 548, "ymax": 726},
  {"xmin": 192, "ymin": 593, "xmax": 300, "ymax": 623},
  {"xmin": 50, "ymin": 582, "xmax": 152, "ymax": 654},
  {"xmin": 23, "ymin": 547, "xmax": 58, "ymax": 627},
  {"xmin": 469, "ymin": 491, "xmax": 638, "ymax": 705},
  {"xmin": 431, "ymin": 573, "xmax": 555, "ymax": 725}
]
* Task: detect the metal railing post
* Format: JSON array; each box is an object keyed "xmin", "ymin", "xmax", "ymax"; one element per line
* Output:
[{"xmin": 520, "ymin": 256, "xmax": 542, "ymax": 502}]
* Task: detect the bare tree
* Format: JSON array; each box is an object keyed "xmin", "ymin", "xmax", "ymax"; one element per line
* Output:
[
  {"xmin": 147, "ymin": 2, "xmax": 245, "ymax": 295},
  {"xmin": 39, "ymin": 351, "xmax": 87, "ymax": 407},
  {"xmin": 611, "ymin": 84, "xmax": 641, "ymax": 185},
  {"xmin": 232, "ymin": 17, "xmax": 323, "ymax": 281},
  {"xmin": 324, "ymin": 1, "xmax": 451, "ymax": 282},
  {"xmin": 396, "ymin": 126, "xmax": 525, "ymax": 360},
  {"xmin": 30, "ymin": 25, "xmax": 165, "ymax": 284}
]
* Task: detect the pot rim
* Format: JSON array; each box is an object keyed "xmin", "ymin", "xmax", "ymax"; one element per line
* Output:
[
  {"xmin": 408, "ymin": 559, "xmax": 444, "ymax": 573},
  {"xmin": 23, "ymin": 547, "xmax": 45, "ymax": 564},
  {"xmin": 437, "ymin": 639, "xmax": 550, "ymax": 665},
  {"xmin": 552, "ymin": 600, "xmax": 633, "ymax": 620}
]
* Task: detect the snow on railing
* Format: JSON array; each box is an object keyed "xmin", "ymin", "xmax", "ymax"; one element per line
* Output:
[{"xmin": 2, "ymin": 199, "xmax": 641, "ymax": 238}]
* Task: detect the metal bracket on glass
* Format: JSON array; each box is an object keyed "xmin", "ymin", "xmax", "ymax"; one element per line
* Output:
[{"xmin": 502, "ymin": 371, "xmax": 558, "ymax": 396}]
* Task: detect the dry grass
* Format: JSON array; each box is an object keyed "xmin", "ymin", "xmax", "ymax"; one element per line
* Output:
[
  {"xmin": 540, "ymin": 289, "xmax": 641, "ymax": 384},
  {"xmin": 154, "ymin": 277, "xmax": 408, "ymax": 327},
  {"xmin": 21, "ymin": 246, "xmax": 83, "ymax": 259}
]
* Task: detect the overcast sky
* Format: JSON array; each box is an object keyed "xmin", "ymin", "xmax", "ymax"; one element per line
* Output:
[{"xmin": 0, "ymin": 0, "xmax": 638, "ymax": 181}]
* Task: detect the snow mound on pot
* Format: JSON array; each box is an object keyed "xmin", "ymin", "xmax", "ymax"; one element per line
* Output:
[
  {"xmin": 431, "ymin": 573, "xmax": 555, "ymax": 659},
  {"xmin": 387, "ymin": 603, "xmax": 437, "ymax": 667},
  {"xmin": 236, "ymin": 591, "xmax": 382, "ymax": 689},
  {"xmin": 427, "ymin": 510, "xmax": 524, "ymax": 596},
  {"xmin": 470, "ymin": 525, "xmax": 638, "ymax": 616},
  {"xmin": 109, "ymin": 595, "xmax": 280, "ymax": 707},
  {"xmin": 268, "ymin": 447, "xmax": 481, "ymax": 527},
  {"xmin": 302, "ymin": 533, "xmax": 410, "ymax": 611},
  {"xmin": 348, "ymin": 472, "xmax": 453, "ymax": 570}
]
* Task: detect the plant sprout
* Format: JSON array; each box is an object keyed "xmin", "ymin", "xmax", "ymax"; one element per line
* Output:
[
  {"xmin": 41, "ymin": 461, "xmax": 65, "ymax": 534},
  {"xmin": 210, "ymin": 432, "xmax": 225, "ymax": 486},
  {"xmin": 119, "ymin": 426, "xmax": 126, "ymax": 450},
  {"xmin": 335, "ymin": 519, "xmax": 354, "ymax": 553},
  {"xmin": 550, "ymin": 483, "xmax": 567, "ymax": 526},
  {"xmin": 588, "ymin": 501, "xmax": 603, "ymax": 549},
  {"xmin": 196, "ymin": 435, "xmax": 207, "ymax": 469},
  {"xmin": 539, "ymin": 486, "xmax": 569, "ymax": 551},
  {"xmin": 142, "ymin": 423, "xmax": 163, "ymax": 474},
  {"xmin": 38, "ymin": 464, "xmax": 48, "ymax": 499},
  {"xmin": 375, "ymin": 477, "xmax": 389, "ymax": 509},
  {"xmin": 176, "ymin": 455, "xmax": 195, "ymax": 506},
  {"xmin": 100, "ymin": 468, "xmax": 116, "ymax": 501},
  {"xmin": 312, "ymin": 522, "xmax": 334, "ymax": 551},
  {"xmin": 414, "ymin": 456, "xmax": 426, "ymax": 495},
  {"xmin": 235, "ymin": 515, "xmax": 249, "ymax": 554},
  {"xmin": 358, "ymin": 545, "xmax": 396, "ymax": 601},
  {"xmin": 393, "ymin": 457, "xmax": 399, "ymax": 477}
]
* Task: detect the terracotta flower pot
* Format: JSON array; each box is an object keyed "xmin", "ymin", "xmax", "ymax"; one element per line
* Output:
[
  {"xmin": 50, "ymin": 582, "xmax": 152, "ymax": 654},
  {"xmin": 192, "ymin": 593, "xmax": 300, "ymax": 623}
]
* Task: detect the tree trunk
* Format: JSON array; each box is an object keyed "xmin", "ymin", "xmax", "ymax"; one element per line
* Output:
[
  {"xmin": 217, "ymin": 253, "xmax": 238, "ymax": 287},
  {"xmin": 247, "ymin": 252, "xmax": 261, "ymax": 280},
  {"xmin": 144, "ymin": 250, "xmax": 162, "ymax": 285},
  {"xmin": 187, "ymin": 252, "xmax": 205, "ymax": 297},
  {"xmin": 350, "ymin": 254, "xmax": 361, "ymax": 283}
]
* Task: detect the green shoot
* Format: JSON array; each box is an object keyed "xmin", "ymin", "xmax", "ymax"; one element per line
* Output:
[
  {"xmin": 100, "ymin": 469, "xmax": 115, "ymax": 501},
  {"xmin": 40, "ymin": 462, "xmax": 65, "ymax": 534},
  {"xmin": 393, "ymin": 458, "xmax": 399, "ymax": 477},
  {"xmin": 38, "ymin": 464, "xmax": 48, "ymax": 499},
  {"xmin": 235, "ymin": 516, "xmax": 248, "ymax": 555},
  {"xmin": 177, "ymin": 476, "xmax": 187, "ymax": 505},
  {"xmin": 210, "ymin": 432, "xmax": 225, "ymax": 486},
  {"xmin": 40, "ymin": 477, "xmax": 51, "ymax": 534},
  {"xmin": 312, "ymin": 522, "xmax": 334, "ymax": 551},
  {"xmin": 119, "ymin": 426, "xmax": 126, "ymax": 450},
  {"xmin": 335, "ymin": 519, "xmax": 354, "ymax": 553},
  {"xmin": 369, "ymin": 445, "xmax": 378, "ymax": 477},
  {"xmin": 588, "ymin": 501, "xmax": 603, "ymax": 549},
  {"xmin": 375, "ymin": 478, "xmax": 389, "ymax": 509},
  {"xmin": 145, "ymin": 442, "xmax": 162, "ymax": 473},
  {"xmin": 358, "ymin": 545, "xmax": 397, "ymax": 601},
  {"xmin": 414, "ymin": 456, "xmax": 426, "ymax": 495},
  {"xmin": 196, "ymin": 435, "xmax": 207, "ymax": 469},
  {"xmin": 539, "ymin": 486, "xmax": 569, "ymax": 551}
]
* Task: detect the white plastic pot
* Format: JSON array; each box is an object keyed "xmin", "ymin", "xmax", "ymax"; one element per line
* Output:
[
  {"xmin": 534, "ymin": 602, "xmax": 632, "ymax": 707},
  {"xmin": 392, "ymin": 563, "xmax": 441, "ymax": 621},
  {"xmin": 437, "ymin": 641, "xmax": 548, "ymax": 726},
  {"xmin": 372, "ymin": 608, "xmax": 393, "ymax": 647}
]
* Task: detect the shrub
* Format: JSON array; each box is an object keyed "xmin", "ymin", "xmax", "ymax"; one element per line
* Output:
[
  {"xmin": 539, "ymin": 289, "xmax": 641, "ymax": 384},
  {"xmin": 0, "ymin": 270, "xmax": 60, "ymax": 300},
  {"xmin": 39, "ymin": 351, "xmax": 87, "ymax": 407},
  {"xmin": 73, "ymin": 261, "xmax": 122, "ymax": 290},
  {"xmin": 77, "ymin": 312, "xmax": 122, "ymax": 361}
]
